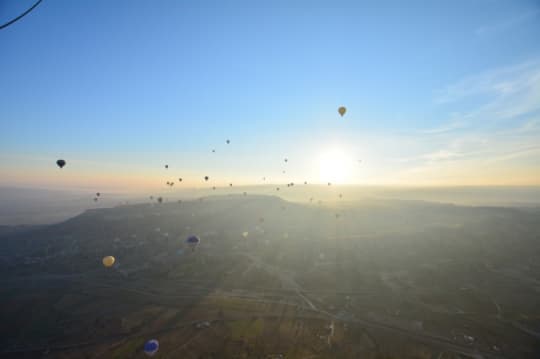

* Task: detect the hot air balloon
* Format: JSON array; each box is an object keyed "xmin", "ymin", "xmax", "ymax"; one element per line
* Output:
[
  {"xmin": 102, "ymin": 256, "xmax": 115, "ymax": 268},
  {"xmin": 212, "ymin": 149, "xmax": 215, "ymax": 153},
  {"xmin": 56, "ymin": 159, "xmax": 66, "ymax": 168},
  {"xmin": 94, "ymin": 198, "xmax": 98, "ymax": 202},
  {"xmin": 284, "ymin": 158, "xmax": 288, "ymax": 162},
  {"xmin": 179, "ymin": 178, "xmax": 183, "ymax": 182},
  {"xmin": 338, "ymin": 106, "xmax": 346, "ymax": 117},
  {"xmin": 242, "ymin": 231, "xmax": 249, "ymax": 238},
  {"xmin": 157, "ymin": 197, "xmax": 163, "ymax": 203},
  {"xmin": 226, "ymin": 139, "xmax": 230, "ymax": 144},
  {"xmin": 229, "ymin": 183, "xmax": 232, "ymax": 187},
  {"xmin": 165, "ymin": 165, "xmax": 169, "ymax": 169},
  {"xmin": 96, "ymin": 192, "xmax": 100, "ymax": 197},
  {"xmin": 204, "ymin": 176, "xmax": 209, "ymax": 181},
  {"xmin": 186, "ymin": 235, "xmax": 200, "ymax": 252},
  {"xmin": 143, "ymin": 339, "xmax": 159, "ymax": 356}
]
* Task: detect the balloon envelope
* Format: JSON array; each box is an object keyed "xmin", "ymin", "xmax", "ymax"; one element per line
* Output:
[
  {"xmin": 56, "ymin": 159, "xmax": 66, "ymax": 168},
  {"xmin": 144, "ymin": 339, "xmax": 159, "ymax": 356},
  {"xmin": 338, "ymin": 106, "xmax": 346, "ymax": 116},
  {"xmin": 102, "ymin": 256, "xmax": 115, "ymax": 268},
  {"xmin": 186, "ymin": 235, "xmax": 200, "ymax": 251}
]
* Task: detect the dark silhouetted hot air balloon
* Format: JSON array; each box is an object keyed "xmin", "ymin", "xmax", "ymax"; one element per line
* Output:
[
  {"xmin": 56, "ymin": 159, "xmax": 66, "ymax": 168},
  {"xmin": 157, "ymin": 197, "xmax": 163, "ymax": 203},
  {"xmin": 226, "ymin": 139, "xmax": 230, "ymax": 144},
  {"xmin": 96, "ymin": 192, "xmax": 100, "ymax": 197},
  {"xmin": 204, "ymin": 176, "xmax": 209, "ymax": 181},
  {"xmin": 179, "ymin": 178, "xmax": 183, "ymax": 182},
  {"xmin": 338, "ymin": 106, "xmax": 346, "ymax": 117},
  {"xmin": 186, "ymin": 235, "xmax": 200, "ymax": 252},
  {"xmin": 165, "ymin": 165, "xmax": 169, "ymax": 169}
]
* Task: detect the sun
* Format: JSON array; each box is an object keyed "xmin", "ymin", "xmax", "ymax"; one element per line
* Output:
[{"xmin": 318, "ymin": 147, "xmax": 354, "ymax": 184}]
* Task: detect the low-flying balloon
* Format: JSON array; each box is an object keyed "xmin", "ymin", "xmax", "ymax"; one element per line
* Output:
[
  {"xmin": 56, "ymin": 159, "xmax": 66, "ymax": 168},
  {"xmin": 102, "ymin": 256, "xmax": 115, "ymax": 268},
  {"xmin": 186, "ymin": 235, "xmax": 200, "ymax": 252},
  {"xmin": 143, "ymin": 339, "xmax": 159, "ymax": 356},
  {"xmin": 338, "ymin": 106, "xmax": 347, "ymax": 117}
]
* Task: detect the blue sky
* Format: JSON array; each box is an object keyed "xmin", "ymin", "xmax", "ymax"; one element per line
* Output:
[{"xmin": 1, "ymin": 0, "xmax": 539, "ymax": 189}]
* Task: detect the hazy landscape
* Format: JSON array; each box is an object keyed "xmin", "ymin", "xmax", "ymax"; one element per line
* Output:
[{"xmin": 1, "ymin": 188, "xmax": 539, "ymax": 358}]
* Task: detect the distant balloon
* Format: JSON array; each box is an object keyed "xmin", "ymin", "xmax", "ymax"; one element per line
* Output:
[
  {"xmin": 339, "ymin": 194, "xmax": 343, "ymax": 198},
  {"xmin": 94, "ymin": 198, "xmax": 98, "ymax": 202},
  {"xmin": 165, "ymin": 165, "xmax": 169, "ymax": 169},
  {"xmin": 338, "ymin": 106, "xmax": 347, "ymax": 117},
  {"xmin": 157, "ymin": 197, "xmax": 163, "ymax": 203},
  {"xmin": 102, "ymin": 256, "xmax": 115, "ymax": 268},
  {"xmin": 226, "ymin": 139, "xmax": 230, "ymax": 144},
  {"xmin": 150, "ymin": 196, "xmax": 154, "ymax": 200},
  {"xmin": 56, "ymin": 159, "xmax": 66, "ymax": 168},
  {"xmin": 276, "ymin": 187, "xmax": 280, "ymax": 191},
  {"xmin": 178, "ymin": 178, "xmax": 183, "ymax": 182},
  {"xmin": 204, "ymin": 176, "xmax": 209, "ymax": 181},
  {"xmin": 212, "ymin": 186, "xmax": 216, "ymax": 190},
  {"xmin": 96, "ymin": 192, "xmax": 100, "ymax": 197},
  {"xmin": 186, "ymin": 235, "xmax": 200, "ymax": 251},
  {"xmin": 304, "ymin": 181, "xmax": 307, "ymax": 185},
  {"xmin": 212, "ymin": 149, "xmax": 215, "ymax": 153},
  {"xmin": 242, "ymin": 231, "xmax": 249, "ymax": 238},
  {"xmin": 229, "ymin": 183, "xmax": 233, "ymax": 187},
  {"xmin": 284, "ymin": 158, "xmax": 288, "ymax": 162},
  {"xmin": 143, "ymin": 339, "xmax": 159, "ymax": 356},
  {"xmin": 328, "ymin": 182, "xmax": 331, "ymax": 186}
]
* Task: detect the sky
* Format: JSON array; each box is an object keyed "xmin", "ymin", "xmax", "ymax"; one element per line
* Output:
[{"xmin": 1, "ymin": 0, "xmax": 539, "ymax": 191}]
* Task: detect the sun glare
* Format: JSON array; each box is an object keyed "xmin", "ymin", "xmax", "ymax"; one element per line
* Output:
[{"xmin": 318, "ymin": 148, "xmax": 354, "ymax": 184}]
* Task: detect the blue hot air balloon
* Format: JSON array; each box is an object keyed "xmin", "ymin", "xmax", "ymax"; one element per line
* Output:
[{"xmin": 143, "ymin": 339, "xmax": 159, "ymax": 356}]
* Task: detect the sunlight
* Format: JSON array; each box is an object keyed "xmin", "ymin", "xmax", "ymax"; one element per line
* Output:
[{"xmin": 318, "ymin": 147, "xmax": 354, "ymax": 184}]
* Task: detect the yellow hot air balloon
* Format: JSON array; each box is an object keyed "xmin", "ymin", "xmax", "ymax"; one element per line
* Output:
[
  {"xmin": 102, "ymin": 256, "xmax": 115, "ymax": 268},
  {"xmin": 338, "ymin": 106, "xmax": 346, "ymax": 117}
]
